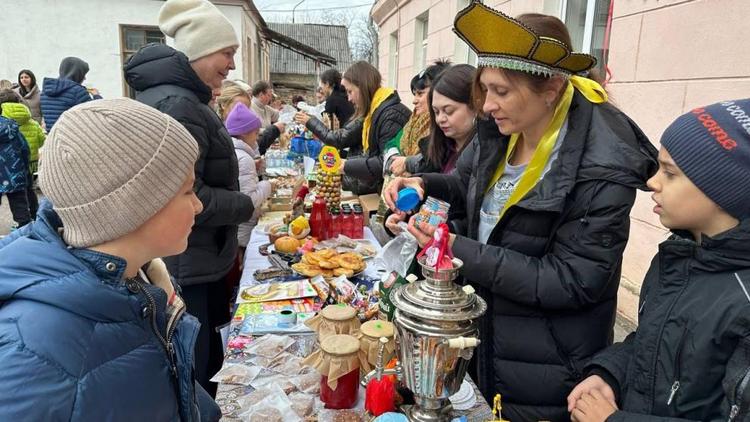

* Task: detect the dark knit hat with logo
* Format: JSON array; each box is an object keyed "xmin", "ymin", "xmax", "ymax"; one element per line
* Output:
[{"xmin": 660, "ymin": 98, "xmax": 750, "ymax": 220}]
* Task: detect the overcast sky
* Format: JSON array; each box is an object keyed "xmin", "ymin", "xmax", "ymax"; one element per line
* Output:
[{"xmin": 255, "ymin": 0, "xmax": 374, "ymax": 24}]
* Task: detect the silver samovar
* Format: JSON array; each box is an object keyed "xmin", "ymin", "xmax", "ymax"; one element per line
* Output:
[{"xmin": 389, "ymin": 256, "xmax": 487, "ymax": 421}]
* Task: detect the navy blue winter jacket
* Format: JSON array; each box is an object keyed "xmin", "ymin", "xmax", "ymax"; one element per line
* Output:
[
  {"xmin": 0, "ymin": 116, "xmax": 29, "ymax": 193},
  {"xmin": 0, "ymin": 200, "xmax": 220, "ymax": 421},
  {"xmin": 40, "ymin": 78, "xmax": 99, "ymax": 129}
]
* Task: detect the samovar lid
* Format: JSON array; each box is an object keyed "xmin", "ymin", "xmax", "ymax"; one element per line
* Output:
[{"xmin": 391, "ymin": 257, "xmax": 487, "ymax": 321}]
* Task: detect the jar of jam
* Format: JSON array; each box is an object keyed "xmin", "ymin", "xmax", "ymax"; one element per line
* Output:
[{"xmin": 303, "ymin": 334, "xmax": 361, "ymax": 409}]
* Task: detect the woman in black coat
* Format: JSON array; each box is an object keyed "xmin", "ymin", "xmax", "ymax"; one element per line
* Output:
[
  {"xmin": 384, "ymin": 6, "xmax": 658, "ymax": 421},
  {"xmin": 124, "ymin": 1, "xmax": 250, "ymax": 395}
]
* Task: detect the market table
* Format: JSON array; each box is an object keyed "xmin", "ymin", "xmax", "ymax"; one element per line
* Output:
[{"xmin": 215, "ymin": 215, "xmax": 493, "ymax": 421}]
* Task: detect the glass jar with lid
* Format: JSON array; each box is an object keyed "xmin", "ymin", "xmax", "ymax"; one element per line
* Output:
[{"xmin": 302, "ymin": 334, "xmax": 361, "ymax": 409}]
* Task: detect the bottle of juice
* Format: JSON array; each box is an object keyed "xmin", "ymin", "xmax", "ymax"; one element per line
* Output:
[
  {"xmin": 310, "ymin": 195, "xmax": 328, "ymax": 240},
  {"xmin": 352, "ymin": 206, "xmax": 364, "ymax": 239}
]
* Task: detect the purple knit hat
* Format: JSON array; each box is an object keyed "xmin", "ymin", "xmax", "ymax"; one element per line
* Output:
[{"xmin": 225, "ymin": 102, "xmax": 262, "ymax": 136}]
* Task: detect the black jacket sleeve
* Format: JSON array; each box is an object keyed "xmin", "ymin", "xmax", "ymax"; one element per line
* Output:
[
  {"xmin": 258, "ymin": 125, "xmax": 280, "ymax": 155},
  {"xmin": 179, "ymin": 119, "xmax": 253, "ymax": 227},
  {"xmin": 406, "ymin": 137, "xmax": 441, "ymax": 174},
  {"xmin": 306, "ymin": 116, "xmax": 362, "ymax": 150},
  {"xmin": 344, "ymin": 107, "xmax": 406, "ymax": 184},
  {"xmin": 606, "ymin": 412, "xmax": 700, "ymax": 421},
  {"xmin": 418, "ymin": 135, "xmax": 478, "ymax": 211},
  {"xmin": 585, "ymin": 331, "xmax": 635, "ymax": 403}
]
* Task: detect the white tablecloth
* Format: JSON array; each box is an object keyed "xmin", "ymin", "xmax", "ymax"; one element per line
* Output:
[{"xmin": 239, "ymin": 226, "xmax": 383, "ymax": 289}]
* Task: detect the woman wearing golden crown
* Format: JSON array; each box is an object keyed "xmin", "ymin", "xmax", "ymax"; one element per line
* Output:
[{"xmin": 384, "ymin": 2, "xmax": 658, "ymax": 420}]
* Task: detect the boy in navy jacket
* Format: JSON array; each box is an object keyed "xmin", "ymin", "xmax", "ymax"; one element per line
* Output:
[{"xmin": 568, "ymin": 99, "xmax": 750, "ymax": 421}]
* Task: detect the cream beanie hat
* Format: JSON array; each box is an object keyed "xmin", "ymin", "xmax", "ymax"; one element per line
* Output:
[
  {"xmin": 158, "ymin": 0, "xmax": 239, "ymax": 61},
  {"xmin": 39, "ymin": 98, "xmax": 200, "ymax": 248}
]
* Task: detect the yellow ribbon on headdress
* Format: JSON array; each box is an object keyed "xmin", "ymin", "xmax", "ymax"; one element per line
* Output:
[
  {"xmin": 570, "ymin": 76, "xmax": 608, "ymax": 104},
  {"xmin": 485, "ymin": 78, "xmax": 606, "ymax": 222},
  {"xmin": 361, "ymin": 87, "xmax": 395, "ymax": 151}
]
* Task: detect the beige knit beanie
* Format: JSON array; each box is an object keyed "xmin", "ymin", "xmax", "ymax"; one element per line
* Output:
[
  {"xmin": 39, "ymin": 98, "xmax": 200, "ymax": 248},
  {"xmin": 158, "ymin": 0, "xmax": 239, "ymax": 61}
]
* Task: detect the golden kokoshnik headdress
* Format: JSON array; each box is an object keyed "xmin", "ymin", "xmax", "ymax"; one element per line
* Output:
[{"xmin": 453, "ymin": 1, "xmax": 597, "ymax": 77}]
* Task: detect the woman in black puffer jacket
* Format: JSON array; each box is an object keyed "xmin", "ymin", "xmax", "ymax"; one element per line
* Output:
[
  {"xmin": 385, "ymin": 6, "xmax": 658, "ymax": 421},
  {"xmin": 124, "ymin": 0, "xmax": 252, "ymax": 397}
]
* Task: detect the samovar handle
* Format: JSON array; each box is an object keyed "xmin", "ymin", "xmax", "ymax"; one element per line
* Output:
[{"xmin": 445, "ymin": 337, "xmax": 481, "ymax": 349}]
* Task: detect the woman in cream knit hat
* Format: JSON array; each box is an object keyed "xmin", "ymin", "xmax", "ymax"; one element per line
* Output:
[{"xmin": 124, "ymin": 0, "xmax": 250, "ymax": 397}]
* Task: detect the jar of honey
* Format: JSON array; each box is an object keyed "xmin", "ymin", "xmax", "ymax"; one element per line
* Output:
[
  {"xmin": 357, "ymin": 320, "xmax": 395, "ymax": 375},
  {"xmin": 304, "ymin": 303, "xmax": 361, "ymax": 341}
]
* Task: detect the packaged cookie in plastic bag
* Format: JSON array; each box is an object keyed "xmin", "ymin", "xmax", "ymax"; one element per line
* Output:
[
  {"xmin": 238, "ymin": 383, "xmax": 301, "ymax": 422},
  {"xmin": 245, "ymin": 334, "xmax": 296, "ymax": 358},
  {"xmin": 209, "ymin": 363, "xmax": 261, "ymax": 385}
]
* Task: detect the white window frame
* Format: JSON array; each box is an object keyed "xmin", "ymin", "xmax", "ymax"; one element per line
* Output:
[
  {"xmin": 454, "ymin": 0, "xmax": 477, "ymax": 66},
  {"xmin": 560, "ymin": 0, "xmax": 600, "ymax": 53},
  {"xmin": 414, "ymin": 12, "xmax": 429, "ymax": 71},
  {"xmin": 388, "ymin": 31, "xmax": 400, "ymax": 89}
]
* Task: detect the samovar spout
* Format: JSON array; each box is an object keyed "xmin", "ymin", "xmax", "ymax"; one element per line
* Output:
[{"xmin": 361, "ymin": 363, "xmax": 403, "ymax": 387}]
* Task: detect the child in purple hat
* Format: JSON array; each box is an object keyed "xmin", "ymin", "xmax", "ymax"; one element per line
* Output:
[{"xmin": 226, "ymin": 102, "xmax": 274, "ymax": 247}]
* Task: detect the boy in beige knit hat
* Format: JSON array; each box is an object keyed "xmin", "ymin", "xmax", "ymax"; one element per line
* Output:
[{"xmin": 0, "ymin": 98, "xmax": 221, "ymax": 421}]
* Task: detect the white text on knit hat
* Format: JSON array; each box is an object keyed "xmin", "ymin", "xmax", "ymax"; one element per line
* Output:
[{"xmin": 720, "ymin": 101, "xmax": 750, "ymax": 136}]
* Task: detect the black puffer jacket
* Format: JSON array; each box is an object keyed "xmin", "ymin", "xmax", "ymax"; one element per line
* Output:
[
  {"xmin": 344, "ymin": 92, "xmax": 410, "ymax": 195},
  {"xmin": 587, "ymin": 221, "xmax": 750, "ymax": 422},
  {"xmin": 404, "ymin": 137, "xmax": 439, "ymax": 174},
  {"xmin": 124, "ymin": 44, "xmax": 253, "ymax": 286},
  {"xmin": 258, "ymin": 125, "xmax": 281, "ymax": 156},
  {"xmin": 324, "ymin": 87, "xmax": 355, "ymax": 126},
  {"xmin": 420, "ymin": 92, "xmax": 658, "ymax": 421}
]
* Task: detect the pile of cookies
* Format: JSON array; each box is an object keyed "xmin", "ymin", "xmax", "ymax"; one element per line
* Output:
[{"xmin": 292, "ymin": 249, "xmax": 365, "ymax": 278}]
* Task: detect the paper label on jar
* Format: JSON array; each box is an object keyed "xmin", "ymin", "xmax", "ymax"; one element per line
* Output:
[{"xmin": 318, "ymin": 146, "xmax": 342, "ymax": 174}]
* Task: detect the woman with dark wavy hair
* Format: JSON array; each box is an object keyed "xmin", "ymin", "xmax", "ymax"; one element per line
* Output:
[{"xmin": 15, "ymin": 70, "xmax": 42, "ymax": 125}]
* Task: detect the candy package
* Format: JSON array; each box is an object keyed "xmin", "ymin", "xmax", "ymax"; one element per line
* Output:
[
  {"xmin": 289, "ymin": 370, "xmax": 321, "ymax": 394},
  {"xmin": 413, "ymin": 197, "xmax": 450, "ymax": 227}
]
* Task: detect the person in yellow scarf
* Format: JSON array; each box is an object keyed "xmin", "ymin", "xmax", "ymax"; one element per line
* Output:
[
  {"xmin": 383, "ymin": 5, "xmax": 658, "ymax": 421},
  {"xmin": 337, "ymin": 61, "xmax": 410, "ymax": 195},
  {"xmin": 384, "ymin": 60, "xmax": 451, "ymax": 177}
]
